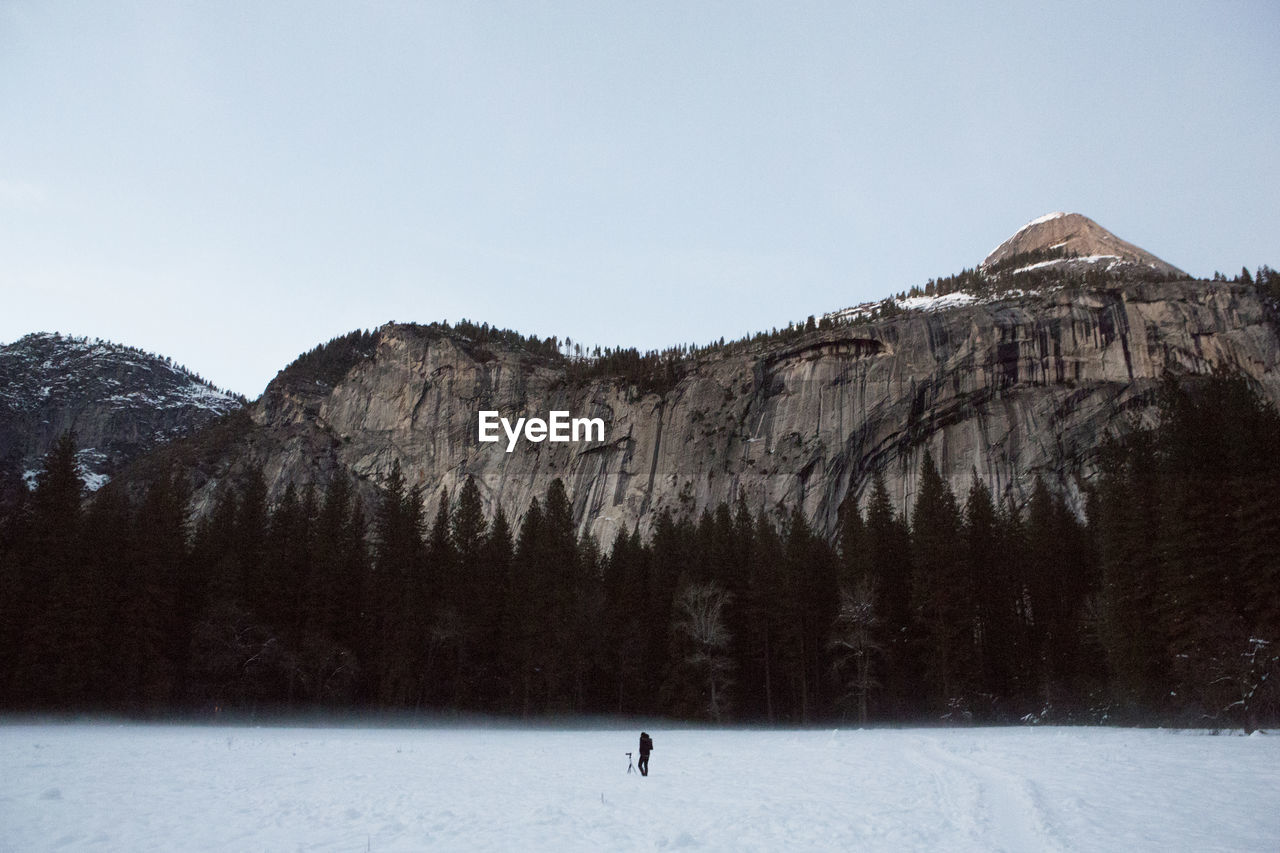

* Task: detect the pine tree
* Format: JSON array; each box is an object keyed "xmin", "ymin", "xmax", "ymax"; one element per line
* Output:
[
  {"xmin": 601, "ymin": 525, "xmax": 649, "ymax": 713},
  {"xmin": 192, "ymin": 488, "xmax": 239, "ymax": 619},
  {"xmin": 11, "ymin": 432, "xmax": 85, "ymax": 708},
  {"xmin": 422, "ymin": 485, "xmax": 461, "ymax": 709},
  {"xmin": 1153, "ymin": 375, "xmax": 1274, "ymax": 722},
  {"xmin": 452, "ymin": 477, "xmax": 486, "ymax": 608},
  {"xmin": 998, "ymin": 497, "xmax": 1036, "ymax": 707},
  {"xmin": 963, "ymin": 475, "xmax": 1015, "ymax": 714},
  {"xmin": 428, "ymin": 486, "xmax": 454, "ymax": 605},
  {"xmin": 235, "ymin": 467, "xmax": 269, "ymax": 611},
  {"xmin": 837, "ymin": 496, "xmax": 869, "ymax": 589},
  {"xmin": 118, "ymin": 472, "xmax": 189, "ymax": 711},
  {"xmin": 863, "ymin": 472, "xmax": 916, "ymax": 718},
  {"xmin": 187, "ymin": 485, "xmax": 253, "ymax": 711},
  {"xmin": 1024, "ymin": 476, "xmax": 1062, "ymax": 712},
  {"xmin": 1237, "ymin": 473, "xmax": 1280, "ymax": 728},
  {"xmin": 573, "ymin": 530, "xmax": 605, "ymax": 711},
  {"xmin": 727, "ymin": 495, "xmax": 758, "ymax": 708},
  {"xmin": 370, "ymin": 461, "xmax": 426, "ymax": 708},
  {"xmin": 1095, "ymin": 431, "xmax": 1166, "ymax": 715},
  {"xmin": 295, "ymin": 474, "xmax": 363, "ymax": 708},
  {"xmin": 310, "ymin": 475, "xmax": 352, "ymax": 643},
  {"xmin": 648, "ymin": 508, "xmax": 689, "ymax": 715},
  {"xmin": 688, "ymin": 502, "xmax": 751, "ymax": 713},
  {"xmin": 443, "ymin": 476, "xmax": 487, "ymax": 707},
  {"xmin": 477, "ymin": 506, "xmax": 513, "ymax": 710},
  {"xmin": 509, "ymin": 497, "xmax": 546, "ymax": 715},
  {"xmin": 781, "ymin": 506, "xmax": 837, "ymax": 722},
  {"xmin": 540, "ymin": 479, "xmax": 585, "ymax": 711},
  {"xmin": 0, "ymin": 478, "xmax": 34, "ymax": 703},
  {"xmin": 263, "ymin": 483, "xmax": 306, "ymax": 650},
  {"xmin": 742, "ymin": 509, "xmax": 784, "ymax": 721},
  {"xmin": 910, "ymin": 450, "xmax": 972, "ymax": 716},
  {"xmin": 77, "ymin": 482, "xmax": 132, "ymax": 708}
]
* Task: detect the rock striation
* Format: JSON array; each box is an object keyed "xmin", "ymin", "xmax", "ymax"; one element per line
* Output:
[
  {"xmin": 51, "ymin": 215, "xmax": 1267, "ymax": 541},
  {"xmin": 169, "ymin": 275, "xmax": 1280, "ymax": 543}
]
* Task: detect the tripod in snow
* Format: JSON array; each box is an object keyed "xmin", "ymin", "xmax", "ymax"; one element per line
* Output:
[{"xmin": 626, "ymin": 752, "xmax": 634, "ymax": 774}]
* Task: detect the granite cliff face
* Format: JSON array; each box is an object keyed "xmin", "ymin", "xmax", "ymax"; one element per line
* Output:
[
  {"xmin": 0, "ymin": 333, "xmax": 244, "ymax": 491},
  {"xmin": 174, "ymin": 273, "xmax": 1280, "ymax": 543}
]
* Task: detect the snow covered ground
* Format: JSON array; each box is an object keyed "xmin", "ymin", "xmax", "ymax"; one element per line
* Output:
[{"xmin": 2, "ymin": 723, "xmax": 1277, "ymax": 852}]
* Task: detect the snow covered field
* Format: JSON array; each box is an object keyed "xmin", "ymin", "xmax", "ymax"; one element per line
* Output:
[{"xmin": 2, "ymin": 723, "xmax": 1277, "ymax": 852}]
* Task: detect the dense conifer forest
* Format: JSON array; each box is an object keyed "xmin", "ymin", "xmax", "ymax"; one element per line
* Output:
[{"xmin": 1, "ymin": 373, "xmax": 1278, "ymax": 728}]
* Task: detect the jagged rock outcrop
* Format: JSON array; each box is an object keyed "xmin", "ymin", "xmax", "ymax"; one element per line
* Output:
[
  {"xmin": 168, "ymin": 274, "xmax": 1280, "ymax": 543},
  {"xmin": 0, "ymin": 333, "xmax": 244, "ymax": 490}
]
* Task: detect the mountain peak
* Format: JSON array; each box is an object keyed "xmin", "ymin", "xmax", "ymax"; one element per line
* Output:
[
  {"xmin": 982, "ymin": 212, "xmax": 1185, "ymax": 278},
  {"xmin": 0, "ymin": 332, "xmax": 244, "ymax": 491}
]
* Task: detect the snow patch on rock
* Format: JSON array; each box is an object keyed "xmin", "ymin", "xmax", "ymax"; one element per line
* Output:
[
  {"xmin": 987, "ymin": 211, "xmax": 1070, "ymax": 258},
  {"xmin": 896, "ymin": 292, "xmax": 978, "ymax": 312}
]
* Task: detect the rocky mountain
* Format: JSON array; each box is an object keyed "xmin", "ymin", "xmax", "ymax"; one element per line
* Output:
[
  {"xmin": 0, "ymin": 333, "xmax": 244, "ymax": 491},
  {"xmin": 131, "ymin": 215, "xmax": 1279, "ymax": 543},
  {"xmin": 981, "ymin": 211, "xmax": 1186, "ymax": 279}
]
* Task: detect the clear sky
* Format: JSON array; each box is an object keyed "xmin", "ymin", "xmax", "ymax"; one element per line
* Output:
[{"xmin": 2, "ymin": 1, "xmax": 1276, "ymax": 398}]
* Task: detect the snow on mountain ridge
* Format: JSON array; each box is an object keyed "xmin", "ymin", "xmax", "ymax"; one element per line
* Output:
[
  {"xmin": 988, "ymin": 211, "xmax": 1069, "ymax": 257},
  {"xmin": 982, "ymin": 212, "xmax": 1185, "ymax": 277},
  {"xmin": 1027, "ymin": 210, "xmax": 1069, "ymax": 227},
  {"xmin": 0, "ymin": 332, "xmax": 244, "ymax": 491},
  {"xmin": 822, "ymin": 290, "xmax": 992, "ymax": 324},
  {"xmin": 821, "ymin": 212, "xmax": 1185, "ymax": 333},
  {"xmin": 0, "ymin": 333, "xmax": 239, "ymax": 411}
]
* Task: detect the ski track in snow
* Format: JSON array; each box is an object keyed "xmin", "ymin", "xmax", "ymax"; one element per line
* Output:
[
  {"xmin": 1, "ymin": 724, "xmax": 1277, "ymax": 852},
  {"xmin": 903, "ymin": 733, "xmax": 1059, "ymax": 852}
]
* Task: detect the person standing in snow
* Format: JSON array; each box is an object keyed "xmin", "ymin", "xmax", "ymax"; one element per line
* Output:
[{"xmin": 638, "ymin": 732, "xmax": 653, "ymax": 776}]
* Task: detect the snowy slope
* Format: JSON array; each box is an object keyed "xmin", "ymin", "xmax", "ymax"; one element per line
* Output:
[
  {"xmin": 982, "ymin": 212, "xmax": 1185, "ymax": 278},
  {"xmin": 823, "ymin": 290, "xmax": 986, "ymax": 324},
  {"xmin": 0, "ymin": 333, "xmax": 243, "ymax": 489},
  {"xmin": 2, "ymin": 724, "xmax": 1276, "ymax": 851},
  {"xmin": 820, "ymin": 212, "xmax": 1187, "ymax": 330}
]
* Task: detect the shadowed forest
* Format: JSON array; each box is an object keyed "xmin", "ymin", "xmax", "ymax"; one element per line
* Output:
[{"xmin": 1, "ymin": 374, "xmax": 1278, "ymax": 729}]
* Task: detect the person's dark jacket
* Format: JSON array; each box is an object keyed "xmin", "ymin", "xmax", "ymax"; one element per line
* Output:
[{"xmin": 639, "ymin": 733, "xmax": 653, "ymax": 756}]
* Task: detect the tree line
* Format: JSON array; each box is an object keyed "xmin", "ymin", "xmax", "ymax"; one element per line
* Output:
[
  {"xmin": 1, "ymin": 373, "xmax": 1277, "ymax": 727},
  {"xmin": 269, "ymin": 264, "xmax": 1277, "ymax": 404},
  {"xmin": 5, "ymin": 332, "xmax": 247, "ymax": 403}
]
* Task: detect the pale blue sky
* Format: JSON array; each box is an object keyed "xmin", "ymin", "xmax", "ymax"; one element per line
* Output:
[{"xmin": 2, "ymin": 1, "xmax": 1276, "ymax": 397}]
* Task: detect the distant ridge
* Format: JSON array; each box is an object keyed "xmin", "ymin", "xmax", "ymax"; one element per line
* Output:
[{"xmin": 0, "ymin": 332, "xmax": 244, "ymax": 491}]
